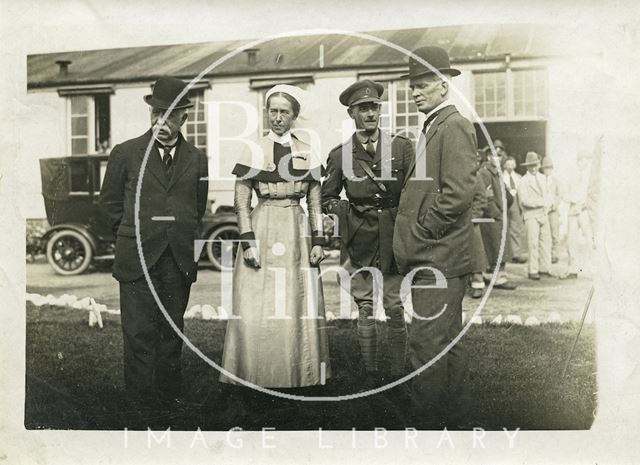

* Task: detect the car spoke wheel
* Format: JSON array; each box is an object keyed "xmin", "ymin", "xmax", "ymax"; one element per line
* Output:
[
  {"xmin": 205, "ymin": 224, "xmax": 240, "ymax": 271},
  {"xmin": 46, "ymin": 230, "xmax": 93, "ymax": 275}
]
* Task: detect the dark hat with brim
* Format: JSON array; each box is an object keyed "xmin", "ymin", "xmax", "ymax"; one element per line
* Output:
[
  {"xmin": 521, "ymin": 151, "xmax": 542, "ymax": 166},
  {"xmin": 339, "ymin": 80, "xmax": 385, "ymax": 107},
  {"xmin": 144, "ymin": 76, "xmax": 194, "ymax": 110},
  {"xmin": 401, "ymin": 46, "xmax": 461, "ymax": 80}
]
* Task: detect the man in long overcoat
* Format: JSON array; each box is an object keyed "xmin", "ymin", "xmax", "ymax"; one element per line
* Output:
[{"xmin": 393, "ymin": 46, "xmax": 476, "ymax": 427}]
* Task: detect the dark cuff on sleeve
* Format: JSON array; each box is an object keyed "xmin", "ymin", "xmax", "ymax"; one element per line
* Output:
[
  {"xmin": 239, "ymin": 231, "xmax": 256, "ymax": 251},
  {"xmin": 311, "ymin": 230, "xmax": 326, "ymax": 247}
]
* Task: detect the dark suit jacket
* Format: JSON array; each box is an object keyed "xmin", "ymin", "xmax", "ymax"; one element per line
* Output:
[
  {"xmin": 478, "ymin": 161, "xmax": 511, "ymax": 220},
  {"xmin": 393, "ymin": 105, "xmax": 477, "ymax": 278},
  {"xmin": 98, "ymin": 130, "xmax": 209, "ymax": 283},
  {"xmin": 322, "ymin": 131, "xmax": 414, "ymax": 273}
]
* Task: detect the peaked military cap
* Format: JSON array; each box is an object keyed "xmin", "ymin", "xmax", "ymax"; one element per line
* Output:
[{"xmin": 339, "ymin": 80, "xmax": 384, "ymax": 107}]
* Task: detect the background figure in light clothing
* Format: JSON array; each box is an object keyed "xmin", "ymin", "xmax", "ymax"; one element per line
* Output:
[
  {"xmin": 517, "ymin": 151, "xmax": 552, "ymax": 280},
  {"xmin": 563, "ymin": 152, "xmax": 594, "ymax": 279},
  {"xmin": 540, "ymin": 157, "xmax": 562, "ymax": 264}
]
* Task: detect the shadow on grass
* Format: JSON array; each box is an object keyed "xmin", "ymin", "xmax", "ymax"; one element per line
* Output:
[{"xmin": 25, "ymin": 304, "xmax": 596, "ymax": 431}]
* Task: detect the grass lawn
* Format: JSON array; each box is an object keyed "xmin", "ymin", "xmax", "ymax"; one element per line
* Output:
[{"xmin": 25, "ymin": 303, "xmax": 596, "ymax": 431}]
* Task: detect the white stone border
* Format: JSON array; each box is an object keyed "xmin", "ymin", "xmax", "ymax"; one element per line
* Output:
[{"xmin": 26, "ymin": 292, "xmax": 581, "ymax": 326}]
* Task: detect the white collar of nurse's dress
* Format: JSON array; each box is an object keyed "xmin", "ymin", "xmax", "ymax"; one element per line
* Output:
[{"xmin": 267, "ymin": 130, "xmax": 292, "ymax": 146}]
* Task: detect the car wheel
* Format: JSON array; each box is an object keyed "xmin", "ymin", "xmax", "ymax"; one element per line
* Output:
[
  {"xmin": 46, "ymin": 230, "xmax": 93, "ymax": 275},
  {"xmin": 205, "ymin": 224, "xmax": 240, "ymax": 271}
]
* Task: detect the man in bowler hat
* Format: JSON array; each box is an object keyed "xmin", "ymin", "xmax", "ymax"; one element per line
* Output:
[
  {"xmin": 99, "ymin": 77, "xmax": 209, "ymax": 409},
  {"xmin": 322, "ymin": 80, "xmax": 415, "ymax": 387},
  {"xmin": 393, "ymin": 46, "xmax": 476, "ymax": 427}
]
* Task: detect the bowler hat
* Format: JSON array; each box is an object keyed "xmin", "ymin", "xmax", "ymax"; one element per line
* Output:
[
  {"xmin": 521, "ymin": 151, "xmax": 542, "ymax": 166},
  {"xmin": 144, "ymin": 76, "xmax": 194, "ymax": 110},
  {"xmin": 401, "ymin": 46, "xmax": 461, "ymax": 80},
  {"xmin": 339, "ymin": 80, "xmax": 384, "ymax": 107},
  {"xmin": 541, "ymin": 157, "xmax": 554, "ymax": 169}
]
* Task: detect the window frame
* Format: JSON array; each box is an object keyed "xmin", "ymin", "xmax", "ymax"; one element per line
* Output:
[
  {"xmin": 59, "ymin": 86, "xmax": 113, "ymax": 156},
  {"xmin": 472, "ymin": 66, "xmax": 548, "ymax": 122},
  {"xmin": 66, "ymin": 95, "xmax": 95, "ymax": 156},
  {"xmin": 356, "ymin": 73, "xmax": 425, "ymax": 142},
  {"xmin": 184, "ymin": 87, "xmax": 209, "ymax": 153}
]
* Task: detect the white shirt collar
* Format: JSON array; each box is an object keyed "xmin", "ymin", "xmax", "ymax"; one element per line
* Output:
[
  {"xmin": 153, "ymin": 134, "xmax": 179, "ymax": 158},
  {"xmin": 423, "ymin": 99, "xmax": 452, "ymax": 125},
  {"xmin": 267, "ymin": 130, "xmax": 292, "ymax": 146}
]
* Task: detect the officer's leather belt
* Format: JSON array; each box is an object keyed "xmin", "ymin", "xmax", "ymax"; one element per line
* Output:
[{"xmin": 350, "ymin": 198, "xmax": 399, "ymax": 209}]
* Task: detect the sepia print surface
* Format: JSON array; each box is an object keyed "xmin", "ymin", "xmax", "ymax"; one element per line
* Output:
[{"xmin": 1, "ymin": 1, "xmax": 639, "ymax": 464}]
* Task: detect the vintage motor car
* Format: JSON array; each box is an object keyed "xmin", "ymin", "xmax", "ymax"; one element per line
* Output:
[{"xmin": 39, "ymin": 155, "xmax": 239, "ymax": 275}]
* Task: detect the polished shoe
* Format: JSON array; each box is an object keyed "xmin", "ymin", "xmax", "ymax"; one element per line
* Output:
[
  {"xmin": 528, "ymin": 273, "xmax": 541, "ymax": 280},
  {"xmin": 560, "ymin": 273, "xmax": 578, "ymax": 280},
  {"xmin": 511, "ymin": 256, "xmax": 528, "ymax": 264},
  {"xmin": 470, "ymin": 287, "xmax": 483, "ymax": 299},
  {"xmin": 539, "ymin": 271, "xmax": 553, "ymax": 278},
  {"xmin": 494, "ymin": 281, "xmax": 518, "ymax": 290}
]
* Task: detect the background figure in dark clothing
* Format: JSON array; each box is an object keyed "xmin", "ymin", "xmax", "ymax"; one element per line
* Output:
[
  {"xmin": 478, "ymin": 146, "xmax": 518, "ymax": 290},
  {"xmin": 470, "ymin": 149, "xmax": 489, "ymax": 298}
]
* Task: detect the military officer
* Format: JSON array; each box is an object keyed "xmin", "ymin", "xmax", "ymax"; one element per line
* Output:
[{"xmin": 322, "ymin": 80, "xmax": 415, "ymax": 386}]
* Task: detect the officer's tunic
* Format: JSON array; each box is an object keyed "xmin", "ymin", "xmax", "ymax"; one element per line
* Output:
[{"xmin": 322, "ymin": 131, "xmax": 415, "ymax": 274}]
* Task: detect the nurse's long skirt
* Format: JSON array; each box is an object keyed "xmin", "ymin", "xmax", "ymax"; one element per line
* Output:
[{"xmin": 219, "ymin": 199, "xmax": 332, "ymax": 388}]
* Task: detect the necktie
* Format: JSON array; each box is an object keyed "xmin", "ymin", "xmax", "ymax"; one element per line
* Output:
[
  {"xmin": 509, "ymin": 173, "xmax": 516, "ymax": 190},
  {"xmin": 162, "ymin": 146, "xmax": 173, "ymax": 167},
  {"xmin": 421, "ymin": 109, "xmax": 441, "ymax": 134},
  {"xmin": 365, "ymin": 137, "xmax": 376, "ymax": 157}
]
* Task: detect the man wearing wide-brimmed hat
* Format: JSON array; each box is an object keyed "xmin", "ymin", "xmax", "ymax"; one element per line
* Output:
[
  {"xmin": 99, "ymin": 76, "xmax": 209, "ymax": 410},
  {"xmin": 393, "ymin": 46, "xmax": 475, "ymax": 427},
  {"xmin": 517, "ymin": 151, "xmax": 553, "ymax": 280}
]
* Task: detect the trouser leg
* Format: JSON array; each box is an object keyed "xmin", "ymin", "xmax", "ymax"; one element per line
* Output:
[
  {"xmin": 119, "ymin": 279, "xmax": 160, "ymax": 402},
  {"xmin": 345, "ymin": 263, "xmax": 378, "ymax": 372},
  {"xmin": 471, "ymin": 224, "xmax": 487, "ymax": 275},
  {"xmin": 567, "ymin": 214, "xmax": 580, "ymax": 274},
  {"xmin": 471, "ymin": 225, "xmax": 487, "ymax": 290},
  {"xmin": 526, "ymin": 217, "xmax": 541, "ymax": 274},
  {"xmin": 539, "ymin": 215, "xmax": 552, "ymax": 274},
  {"xmin": 509, "ymin": 202, "xmax": 526, "ymax": 259},
  {"xmin": 548, "ymin": 210, "xmax": 560, "ymax": 260},
  {"xmin": 480, "ymin": 218, "xmax": 503, "ymax": 271},
  {"xmin": 382, "ymin": 273, "xmax": 406, "ymax": 376},
  {"xmin": 119, "ymin": 247, "xmax": 191, "ymax": 403},
  {"xmin": 579, "ymin": 210, "xmax": 594, "ymax": 251},
  {"xmin": 408, "ymin": 273, "xmax": 469, "ymax": 427},
  {"xmin": 152, "ymin": 249, "xmax": 191, "ymax": 400}
]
